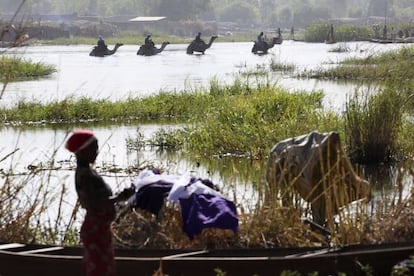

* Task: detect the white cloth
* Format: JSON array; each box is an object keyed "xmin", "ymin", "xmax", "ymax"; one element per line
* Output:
[
  {"xmin": 133, "ymin": 169, "xmax": 180, "ymax": 191},
  {"xmin": 167, "ymin": 174, "xmax": 222, "ymax": 201}
]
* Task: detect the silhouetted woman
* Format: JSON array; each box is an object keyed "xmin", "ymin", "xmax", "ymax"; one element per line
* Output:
[{"xmin": 66, "ymin": 130, "xmax": 134, "ymax": 276}]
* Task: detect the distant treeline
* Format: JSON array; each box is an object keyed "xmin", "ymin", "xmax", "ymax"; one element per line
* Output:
[{"xmin": 1, "ymin": 0, "xmax": 414, "ymax": 29}]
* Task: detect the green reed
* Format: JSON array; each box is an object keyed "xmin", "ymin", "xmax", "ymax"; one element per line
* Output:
[
  {"xmin": 184, "ymin": 84, "xmax": 339, "ymax": 159},
  {"xmin": 270, "ymin": 59, "xmax": 296, "ymax": 73},
  {"xmin": 296, "ymin": 45, "xmax": 414, "ymax": 163},
  {"xmin": 309, "ymin": 46, "xmax": 414, "ymax": 81},
  {"xmin": 304, "ymin": 24, "xmax": 373, "ymax": 43},
  {"xmin": 0, "ymin": 92, "xmax": 204, "ymax": 124},
  {"xmin": 0, "ymin": 78, "xmax": 340, "ymax": 161},
  {"xmin": 0, "ymin": 56, "xmax": 56, "ymax": 82},
  {"xmin": 345, "ymin": 87, "xmax": 405, "ymax": 163}
]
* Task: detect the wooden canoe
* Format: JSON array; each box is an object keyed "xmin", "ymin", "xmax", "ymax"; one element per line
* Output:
[
  {"xmin": 1, "ymin": 241, "xmax": 414, "ymax": 275},
  {"xmin": 369, "ymin": 38, "xmax": 414, "ymax": 44}
]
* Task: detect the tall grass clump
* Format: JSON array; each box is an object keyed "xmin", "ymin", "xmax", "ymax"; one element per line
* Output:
[
  {"xmin": 345, "ymin": 87, "xmax": 405, "ymax": 163},
  {"xmin": 337, "ymin": 47, "xmax": 414, "ymax": 163},
  {"xmin": 270, "ymin": 59, "xmax": 296, "ymax": 73},
  {"xmin": 304, "ymin": 24, "xmax": 373, "ymax": 43},
  {"xmin": 0, "ymin": 92, "xmax": 208, "ymax": 124},
  {"xmin": 316, "ymin": 46, "xmax": 414, "ymax": 81},
  {"xmin": 184, "ymin": 80, "xmax": 341, "ymax": 159},
  {"xmin": 0, "ymin": 56, "xmax": 56, "ymax": 81}
]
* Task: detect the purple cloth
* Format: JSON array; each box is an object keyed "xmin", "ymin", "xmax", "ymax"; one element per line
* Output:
[{"xmin": 179, "ymin": 193, "xmax": 239, "ymax": 240}]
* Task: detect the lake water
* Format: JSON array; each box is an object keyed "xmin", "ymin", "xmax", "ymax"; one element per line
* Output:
[
  {"xmin": 1, "ymin": 40, "xmax": 407, "ymax": 169},
  {"xmin": 1, "ymin": 41, "xmax": 411, "ymax": 227},
  {"xmin": 2, "ymin": 41, "xmax": 406, "ymax": 110}
]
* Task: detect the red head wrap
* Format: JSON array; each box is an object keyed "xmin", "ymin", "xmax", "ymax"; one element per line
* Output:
[{"xmin": 65, "ymin": 130, "xmax": 96, "ymax": 153}]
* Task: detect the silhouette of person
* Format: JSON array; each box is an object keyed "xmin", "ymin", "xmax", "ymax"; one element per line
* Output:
[
  {"xmin": 256, "ymin": 31, "xmax": 265, "ymax": 47},
  {"xmin": 144, "ymin": 34, "xmax": 154, "ymax": 48},
  {"xmin": 65, "ymin": 130, "xmax": 135, "ymax": 276},
  {"xmin": 97, "ymin": 35, "xmax": 107, "ymax": 51},
  {"xmin": 195, "ymin": 32, "xmax": 204, "ymax": 44}
]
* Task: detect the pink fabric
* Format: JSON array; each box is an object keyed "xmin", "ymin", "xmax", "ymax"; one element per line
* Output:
[{"xmin": 80, "ymin": 210, "xmax": 116, "ymax": 276}]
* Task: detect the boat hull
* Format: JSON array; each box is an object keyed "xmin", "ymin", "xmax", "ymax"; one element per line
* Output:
[{"xmin": 1, "ymin": 242, "xmax": 414, "ymax": 276}]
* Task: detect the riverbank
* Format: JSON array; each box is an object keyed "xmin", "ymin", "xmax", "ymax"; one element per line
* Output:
[{"xmin": 1, "ymin": 40, "xmax": 414, "ymax": 253}]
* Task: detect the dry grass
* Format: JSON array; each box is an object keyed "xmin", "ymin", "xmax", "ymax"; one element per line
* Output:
[
  {"xmin": 2, "ymin": 155, "xmax": 414, "ymax": 250},
  {"xmin": 111, "ymin": 156, "xmax": 414, "ymax": 250},
  {"xmin": 112, "ymin": 200, "xmax": 325, "ymax": 250},
  {"xmin": 1, "ymin": 139, "xmax": 414, "ymax": 250}
]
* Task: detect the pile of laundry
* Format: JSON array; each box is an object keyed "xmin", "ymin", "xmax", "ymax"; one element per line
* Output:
[{"xmin": 127, "ymin": 169, "xmax": 239, "ymax": 240}]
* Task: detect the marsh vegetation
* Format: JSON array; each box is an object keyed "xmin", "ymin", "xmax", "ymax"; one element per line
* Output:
[{"xmin": 2, "ymin": 21, "xmax": 414, "ymax": 275}]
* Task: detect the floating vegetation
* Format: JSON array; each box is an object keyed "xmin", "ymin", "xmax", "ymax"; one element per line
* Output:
[
  {"xmin": 328, "ymin": 43, "xmax": 350, "ymax": 53},
  {"xmin": 312, "ymin": 45, "xmax": 414, "ymax": 81},
  {"xmin": 0, "ymin": 56, "xmax": 56, "ymax": 82},
  {"xmin": 270, "ymin": 59, "xmax": 296, "ymax": 73},
  {"xmin": 239, "ymin": 66, "xmax": 269, "ymax": 77}
]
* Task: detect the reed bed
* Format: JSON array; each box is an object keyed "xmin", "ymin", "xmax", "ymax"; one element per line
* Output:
[
  {"xmin": 345, "ymin": 87, "xmax": 405, "ymax": 163},
  {"xmin": 298, "ymin": 44, "xmax": 414, "ymax": 163},
  {"xmin": 1, "ymin": 135, "xmax": 414, "ymax": 251},
  {"xmin": 0, "ymin": 78, "xmax": 340, "ymax": 161},
  {"xmin": 0, "ymin": 56, "xmax": 56, "ymax": 81},
  {"xmin": 304, "ymin": 24, "xmax": 373, "ymax": 43},
  {"xmin": 306, "ymin": 46, "xmax": 414, "ymax": 82},
  {"xmin": 0, "ymin": 92, "xmax": 202, "ymax": 124}
]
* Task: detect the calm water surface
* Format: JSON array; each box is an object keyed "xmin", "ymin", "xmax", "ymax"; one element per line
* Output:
[
  {"xmin": 3, "ymin": 41, "xmax": 405, "ymax": 110},
  {"xmin": 1, "ymin": 41, "xmax": 411, "ymax": 224}
]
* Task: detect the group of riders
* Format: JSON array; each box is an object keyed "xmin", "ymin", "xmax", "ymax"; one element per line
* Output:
[
  {"xmin": 95, "ymin": 30, "xmax": 276, "ymax": 53},
  {"xmin": 95, "ymin": 32, "xmax": 207, "ymax": 53}
]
